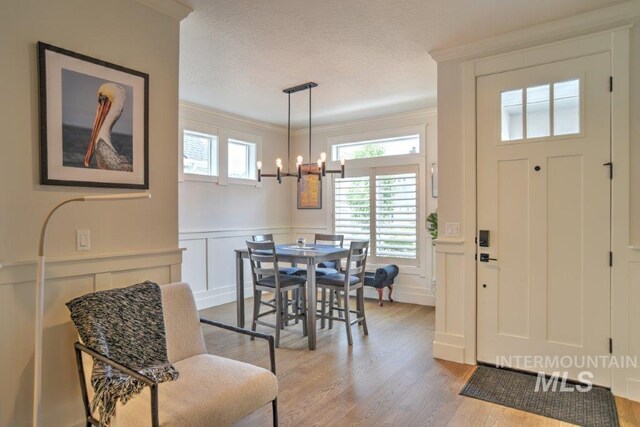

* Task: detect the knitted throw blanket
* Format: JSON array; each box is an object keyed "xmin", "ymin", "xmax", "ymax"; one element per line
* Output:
[{"xmin": 67, "ymin": 281, "xmax": 179, "ymax": 425}]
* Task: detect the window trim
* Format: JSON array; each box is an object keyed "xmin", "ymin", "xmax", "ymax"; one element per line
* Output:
[{"xmin": 179, "ymin": 120, "xmax": 219, "ymax": 183}]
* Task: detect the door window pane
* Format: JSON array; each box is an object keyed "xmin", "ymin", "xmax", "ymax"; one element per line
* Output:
[
  {"xmin": 526, "ymin": 85, "xmax": 550, "ymax": 138},
  {"xmin": 501, "ymin": 89, "xmax": 523, "ymax": 141},
  {"xmin": 554, "ymin": 80, "xmax": 580, "ymax": 136}
]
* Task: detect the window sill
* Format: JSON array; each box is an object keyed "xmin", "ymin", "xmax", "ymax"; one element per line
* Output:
[
  {"xmin": 182, "ymin": 173, "xmax": 219, "ymax": 183},
  {"xmin": 227, "ymin": 177, "xmax": 260, "ymax": 187}
]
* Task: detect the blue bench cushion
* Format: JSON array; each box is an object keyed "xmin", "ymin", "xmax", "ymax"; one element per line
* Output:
[{"xmin": 364, "ymin": 265, "xmax": 399, "ymax": 288}]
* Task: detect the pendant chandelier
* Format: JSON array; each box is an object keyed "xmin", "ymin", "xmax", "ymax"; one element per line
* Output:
[{"xmin": 257, "ymin": 82, "xmax": 345, "ymax": 183}]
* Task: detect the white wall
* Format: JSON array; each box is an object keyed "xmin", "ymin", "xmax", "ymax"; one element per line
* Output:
[
  {"xmin": 178, "ymin": 102, "xmax": 293, "ymax": 307},
  {"xmin": 0, "ymin": 0, "xmax": 187, "ymax": 425},
  {"xmin": 431, "ymin": 3, "xmax": 640, "ymax": 402},
  {"xmin": 290, "ymin": 109, "xmax": 438, "ymax": 306}
]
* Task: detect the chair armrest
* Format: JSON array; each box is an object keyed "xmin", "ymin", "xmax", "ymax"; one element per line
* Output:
[
  {"xmin": 75, "ymin": 342, "xmax": 156, "ymax": 385},
  {"xmin": 199, "ymin": 318, "xmax": 276, "ymax": 375},
  {"xmin": 74, "ymin": 342, "xmax": 160, "ymax": 427}
]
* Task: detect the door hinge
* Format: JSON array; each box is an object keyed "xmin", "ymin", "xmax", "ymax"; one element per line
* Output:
[
  {"xmin": 610, "ymin": 76, "xmax": 613, "ymax": 92},
  {"xmin": 604, "ymin": 162, "xmax": 613, "ymax": 179},
  {"xmin": 609, "ymin": 251, "xmax": 613, "ymax": 267},
  {"xmin": 610, "ymin": 338, "xmax": 613, "ymax": 354},
  {"xmin": 474, "ymin": 253, "xmax": 477, "ymax": 261}
]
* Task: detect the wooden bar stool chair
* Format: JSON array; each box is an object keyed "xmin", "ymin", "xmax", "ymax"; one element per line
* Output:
[
  {"xmin": 316, "ymin": 240, "xmax": 370, "ymax": 345},
  {"xmin": 252, "ymin": 234, "xmax": 303, "ymax": 326},
  {"xmin": 247, "ymin": 240, "xmax": 307, "ymax": 347}
]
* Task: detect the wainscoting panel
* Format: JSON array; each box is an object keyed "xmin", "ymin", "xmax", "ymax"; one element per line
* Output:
[
  {"xmin": 433, "ymin": 240, "xmax": 466, "ymax": 363},
  {"xmin": 179, "ymin": 227, "xmax": 292, "ymax": 309},
  {"xmin": 182, "ymin": 226, "xmax": 435, "ymax": 309},
  {"xmin": 0, "ymin": 248, "xmax": 183, "ymax": 427},
  {"xmin": 181, "ymin": 238, "xmax": 207, "ymax": 294}
]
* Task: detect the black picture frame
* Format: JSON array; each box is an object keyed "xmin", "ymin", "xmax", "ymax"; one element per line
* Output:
[{"xmin": 38, "ymin": 42, "xmax": 149, "ymax": 189}]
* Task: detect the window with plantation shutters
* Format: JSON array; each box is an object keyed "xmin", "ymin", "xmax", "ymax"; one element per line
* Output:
[
  {"xmin": 334, "ymin": 166, "xmax": 418, "ymax": 265},
  {"xmin": 334, "ymin": 176, "xmax": 371, "ymax": 248},
  {"xmin": 375, "ymin": 172, "xmax": 417, "ymax": 260}
]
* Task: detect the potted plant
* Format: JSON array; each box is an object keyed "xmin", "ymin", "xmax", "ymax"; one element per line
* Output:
[{"xmin": 427, "ymin": 209, "xmax": 438, "ymax": 245}]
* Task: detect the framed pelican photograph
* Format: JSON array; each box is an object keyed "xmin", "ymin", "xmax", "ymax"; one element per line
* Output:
[{"xmin": 38, "ymin": 42, "xmax": 149, "ymax": 189}]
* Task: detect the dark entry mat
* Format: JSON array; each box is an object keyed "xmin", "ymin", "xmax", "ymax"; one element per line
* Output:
[{"xmin": 460, "ymin": 365, "xmax": 618, "ymax": 426}]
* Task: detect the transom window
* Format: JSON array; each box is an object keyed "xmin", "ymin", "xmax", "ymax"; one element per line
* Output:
[
  {"xmin": 501, "ymin": 79, "xmax": 580, "ymax": 141},
  {"xmin": 228, "ymin": 138, "xmax": 257, "ymax": 180},
  {"xmin": 334, "ymin": 167, "xmax": 418, "ymax": 264},
  {"xmin": 332, "ymin": 134, "xmax": 420, "ymax": 161},
  {"xmin": 183, "ymin": 130, "xmax": 217, "ymax": 176}
]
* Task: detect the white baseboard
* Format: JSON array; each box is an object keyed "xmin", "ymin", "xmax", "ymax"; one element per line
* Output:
[
  {"xmin": 193, "ymin": 284, "xmax": 253, "ymax": 310},
  {"xmin": 433, "ymin": 332, "xmax": 466, "ymax": 363},
  {"xmin": 363, "ymin": 286, "xmax": 435, "ymax": 306}
]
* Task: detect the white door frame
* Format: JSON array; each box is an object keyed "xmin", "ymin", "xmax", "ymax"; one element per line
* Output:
[{"xmin": 457, "ymin": 27, "xmax": 630, "ymax": 390}]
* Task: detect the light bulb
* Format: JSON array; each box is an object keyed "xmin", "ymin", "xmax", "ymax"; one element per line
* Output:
[
  {"xmin": 320, "ymin": 152, "xmax": 327, "ymax": 162},
  {"xmin": 297, "ymin": 155, "xmax": 303, "ymax": 164},
  {"xmin": 276, "ymin": 158, "xmax": 282, "ymax": 168},
  {"xmin": 256, "ymin": 161, "xmax": 262, "ymax": 170},
  {"xmin": 317, "ymin": 159, "xmax": 322, "ymax": 168}
]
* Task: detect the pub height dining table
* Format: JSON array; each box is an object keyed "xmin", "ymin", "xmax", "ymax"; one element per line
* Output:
[{"xmin": 234, "ymin": 243, "xmax": 350, "ymax": 350}]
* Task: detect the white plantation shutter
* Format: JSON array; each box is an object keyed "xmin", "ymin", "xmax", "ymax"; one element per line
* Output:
[
  {"xmin": 334, "ymin": 166, "xmax": 418, "ymax": 264},
  {"xmin": 375, "ymin": 172, "xmax": 417, "ymax": 259},
  {"xmin": 334, "ymin": 176, "xmax": 371, "ymax": 247}
]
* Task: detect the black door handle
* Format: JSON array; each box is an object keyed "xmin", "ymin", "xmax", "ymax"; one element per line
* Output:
[{"xmin": 479, "ymin": 253, "xmax": 498, "ymax": 263}]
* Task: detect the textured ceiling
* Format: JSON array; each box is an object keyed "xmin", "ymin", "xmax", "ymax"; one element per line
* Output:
[{"xmin": 179, "ymin": 0, "xmax": 625, "ymax": 127}]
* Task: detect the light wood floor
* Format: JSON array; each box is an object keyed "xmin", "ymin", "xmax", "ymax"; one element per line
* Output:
[{"xmin": 199, "ymin": 298, "xmax": 640, "ymax": 426}]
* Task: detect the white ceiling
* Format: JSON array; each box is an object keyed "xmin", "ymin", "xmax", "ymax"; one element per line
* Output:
[{"xmin": 179, "ymin": 0, "xmax": 625, "ymax": 127}]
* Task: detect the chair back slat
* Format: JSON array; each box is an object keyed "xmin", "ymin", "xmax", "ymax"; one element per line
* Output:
[
  {"xmin": 315, "ymin": 234, "xmax": 344, "ymax": 247},
  {"xmin": 246, "ymin": 240, "xmax": 280, "ymax": 287},
  {"xmin": 344, "ymin": 240, "xmax": 369, "ymax": 285},
  {"xmin": 252, "ymin": 234, "xmax": 274, "ymax": 242}
]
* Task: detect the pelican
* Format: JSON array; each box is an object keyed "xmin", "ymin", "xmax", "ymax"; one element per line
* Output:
[{"xmin": 84, "ymin": 82, "xmax": 133, "ymax": 171}]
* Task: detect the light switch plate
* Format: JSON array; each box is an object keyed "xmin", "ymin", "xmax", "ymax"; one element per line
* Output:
[
  {"xmin": 445, "ymin": 223, "xmax": 460, "ymax": 237},
  {"xmin": 76, "ymin": 229, "xmax": 90, "ymax": 251}
]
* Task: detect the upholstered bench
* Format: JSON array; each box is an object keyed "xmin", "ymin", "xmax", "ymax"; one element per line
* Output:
[{"xmin": 364, "ymin": 265, "xmax": 399, "ymax": 306}]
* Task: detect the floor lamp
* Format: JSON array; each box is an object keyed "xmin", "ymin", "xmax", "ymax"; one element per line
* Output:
[{"xmin": 33, "ymin": 193, "xmax": 151, "ymax": 427}]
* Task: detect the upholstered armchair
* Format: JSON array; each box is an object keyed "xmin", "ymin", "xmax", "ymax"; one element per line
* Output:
[{"xmin": 73, "ymin": 282, "xmax": 278, "ymax": 426}]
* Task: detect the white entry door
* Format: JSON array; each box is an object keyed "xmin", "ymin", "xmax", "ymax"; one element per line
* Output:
[{"xmin": 476, "ymin": 52, "xmax": 611, "ymax": 386}]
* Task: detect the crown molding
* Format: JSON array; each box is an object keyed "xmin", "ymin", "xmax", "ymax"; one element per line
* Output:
[
  {"xmin": 292, "ymin": 107, "xmax": 437, "ymax": 134},
  {"xmin": 135, "ymin": 0, "xmax": 193, "ymax": 21},
  {"xmin": 429, "ymin": 0, "xmax": 640, "ymax": 63},
  {"xmin": 179, "ymin": 100, "xmax": 287, "ymax": 133}
]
